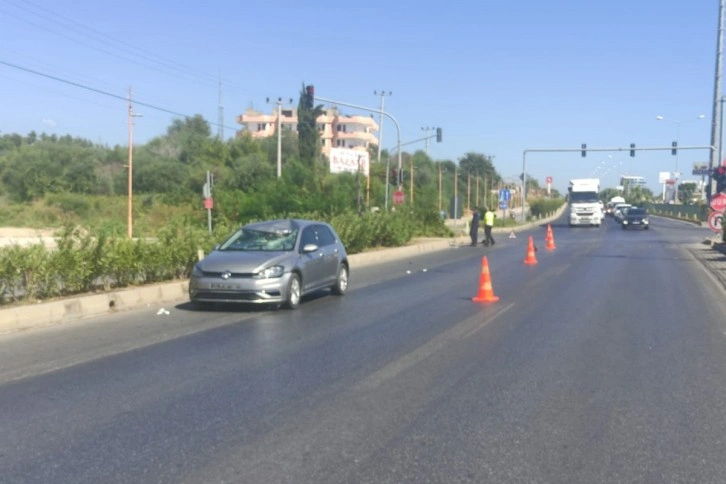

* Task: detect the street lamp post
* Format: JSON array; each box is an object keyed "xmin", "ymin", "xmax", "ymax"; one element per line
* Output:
[
  {"xmin": 656, "ymin": 114, "xmax": 704, "ymax": 203},
  {"xmin": 268, "ymin": 97, "xmax": 293, "ymax": 178},
  {"xmin": 316, "ymin": 95, "xmax": 401, "ymax": 211},
  {"xmin": 656, "ymin": 114, "xmax": 705, "ymax": 174}
]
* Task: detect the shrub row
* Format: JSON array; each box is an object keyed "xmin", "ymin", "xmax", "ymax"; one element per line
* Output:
[{"xmin": 0, "ymin": 211, "xmax": 452, "ymax": 305}]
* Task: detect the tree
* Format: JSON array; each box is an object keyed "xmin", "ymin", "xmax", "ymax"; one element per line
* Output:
[
  {"xmin": 296, "ymin": 84, "xmax": 324, "ymax": 190},
  {"xmin": 677, "ymin": 182, "xmax": 698, "ymax": 205}
]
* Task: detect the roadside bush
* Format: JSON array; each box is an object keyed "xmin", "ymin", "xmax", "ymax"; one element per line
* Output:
[{"xmin": 529, "ymin": 198, "xmax": 565, "ymax": 218}]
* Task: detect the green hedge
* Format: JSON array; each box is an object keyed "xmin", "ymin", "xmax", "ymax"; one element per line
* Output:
[{"xmin": 0, "ymin": 212, "xmax": 452, "ymax": 306}]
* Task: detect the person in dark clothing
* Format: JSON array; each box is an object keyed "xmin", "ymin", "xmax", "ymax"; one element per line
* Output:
[{"xmin": 469, "ymin": 208, "xmax": 480, "ymax": 247}]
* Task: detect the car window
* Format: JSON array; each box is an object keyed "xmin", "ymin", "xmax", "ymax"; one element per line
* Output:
[
  {"xmin": 316, "ymin": 225, "xmax": 336, "ymax": 247},
  {"xmin": 300, "ymin": 226, "xmax": 318, "ymax": 249}
]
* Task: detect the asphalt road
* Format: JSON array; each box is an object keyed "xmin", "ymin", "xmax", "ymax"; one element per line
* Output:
[{"xmin": 1, "ymin": 214, "xmax": 726, "ymax": 483}]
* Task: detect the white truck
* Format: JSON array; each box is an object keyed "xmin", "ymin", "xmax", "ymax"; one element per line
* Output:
[{"xmin": 568, "ymin": 178, "xmax": 602, "ymax": 227}]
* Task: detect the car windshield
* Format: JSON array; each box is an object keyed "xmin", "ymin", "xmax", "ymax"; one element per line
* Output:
[
  {"xmin": 218, "ymin": 227, "xmax": 298, "ymax": 252},
  {"xmin": 627, "ymin": 208, "xmax": 647, "ymax": 216}
]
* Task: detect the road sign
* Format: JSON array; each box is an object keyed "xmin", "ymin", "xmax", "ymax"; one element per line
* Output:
[
  {"xmin": 393, "ymin": 190, "xmax": 405, "ymax": 205},
  {"xmin": 499, "ymin": 201, "xmax": 508, "ymax": 210},
  {"xmin": 546, "ymin": 176, "xmax": 553, "ymax": 184},
  {"xmin": 203, "ymin": 197, "xmax": 213, "ymax": 210},
  {"xmin": 708, "ymin": 211, "xmax": 723, "ymax": 233},
  {"xmin": 499, "ymin": 189, "xmax": 511, "ymax": 202},
  {"xmin": 710, "ymin": 193, "xmax": 726, "ymax": 212}
]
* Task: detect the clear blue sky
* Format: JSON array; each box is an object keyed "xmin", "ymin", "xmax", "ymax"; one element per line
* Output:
[{"xmin": 0, "ymin": 0, "xmax": 720, "ymax": 193}]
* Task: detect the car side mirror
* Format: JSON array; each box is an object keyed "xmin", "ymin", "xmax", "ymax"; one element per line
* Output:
[{"xmin": 302, "ymin": 243, "xmax": 319, "ymax": 253}]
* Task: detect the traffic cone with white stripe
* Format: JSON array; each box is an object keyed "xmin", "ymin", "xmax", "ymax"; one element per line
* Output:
[
  {"xmin": 545, "ymin": 224, "xmax": 556, "ymax": 250},
  {"xmin": 472, "ymin": 256, "xmax": 499, "ymax": 303},
  {"xmin": 524, "ymin": 236, "xmax": 538, "ymax": 265}
]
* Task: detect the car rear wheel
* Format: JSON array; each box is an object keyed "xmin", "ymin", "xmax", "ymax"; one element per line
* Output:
[
  {"xmin": 283, "ymin": 273, "xmax": 301, "ymax": 309},
  {"xmin": 331, "ymin": 264, "xmax": 348, "ymax": 296}
]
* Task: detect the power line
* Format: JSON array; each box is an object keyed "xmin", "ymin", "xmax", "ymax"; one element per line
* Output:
[
  {"xmin": 3, "ymin": 0, "xmax": 247, "ymax": 90},
  {"xmin": 0, "ymin": 59, "xmax": 240, "ymax": 133}
]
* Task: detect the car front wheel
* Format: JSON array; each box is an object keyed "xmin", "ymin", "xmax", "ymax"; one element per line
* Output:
[
  {"xmin": 284, "ymin": 273, "xmax": 301, "ymax": 309},
  {"xmin": 331, "ymin": 264, "xmax": 349, "ymax": 296}
]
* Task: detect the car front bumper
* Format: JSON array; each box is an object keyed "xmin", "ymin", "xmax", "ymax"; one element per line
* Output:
[{"xmin": 189, "ymin": 272, "xmax": 293, "ymax": 304}]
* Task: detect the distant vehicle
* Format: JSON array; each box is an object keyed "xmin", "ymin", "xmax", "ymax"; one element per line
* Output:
[
  {"xmin": 568, "ymin": 178, "xmax": 602, "ymax": 227},
  {"xmin": 606, "ymin": 196, "xmax": 626, "ymax": 215},
  {"xmin": 621, "ymin": 207, "xmax": 649, "ymax": 230},
  {"xmin": 613, "ymin": 203, "xmax": 632, "ymax": 222},
  {"xmin": 189, "ymin": 219, "xmax": 349, "ymax": 309}
]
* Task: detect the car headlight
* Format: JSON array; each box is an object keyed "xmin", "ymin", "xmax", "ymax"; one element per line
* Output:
[
  {"xmin": 254, "ymin": 265, "xmax": 284, "ymax": 279},
  {"xmin": 643, "ymin": 219, "xmax": 649, "ymax": 224},
  {"xmin": 623, "ymin": 220, "xmax": 628, "ymax": 224},
  {"xmin": 191, "ymin": 264, "xmax": 203, "ymax": 278}
]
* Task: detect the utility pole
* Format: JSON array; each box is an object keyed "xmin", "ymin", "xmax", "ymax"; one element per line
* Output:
[
  {"xmin": 268, "ymin": 97, "xmax": 292, "ymax": 178},
  {"xmin": 374, "ymin": 90, "xmax": 392, "ymax": 167},
  {"xmin": 438, "ymin": 162, "xmax": 443, "ymax": 213},
  {"xmin": 217, "ymin": 71, "xmax": 224, "ymax": 141},
  {"xmin": 127, "ymin": 87, "xmax": 142, "ymax": 239}
]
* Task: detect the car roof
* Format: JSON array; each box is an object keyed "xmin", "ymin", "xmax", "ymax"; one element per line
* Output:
[{"xmin": 242, "ymin": 219, "xmax": 327, "ymax": 233}]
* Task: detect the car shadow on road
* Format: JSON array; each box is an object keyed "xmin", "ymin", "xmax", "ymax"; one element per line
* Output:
[{"xmin": 174, "ymin": 290, "xmax": 334, "ymax": 313}]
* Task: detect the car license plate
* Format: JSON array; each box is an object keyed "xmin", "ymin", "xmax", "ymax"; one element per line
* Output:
[
  {"xmin": 632, "ymin": 220, "xmax": 640, "ymax": 224},
  {"xmin": 210, "ymin": 283, "xmax": 240, "ymax": 289}
]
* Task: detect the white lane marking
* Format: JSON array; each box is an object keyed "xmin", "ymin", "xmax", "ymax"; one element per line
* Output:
[{"xmin": 355, "ymin": 303, "xmax": 515, "ymax": 391}]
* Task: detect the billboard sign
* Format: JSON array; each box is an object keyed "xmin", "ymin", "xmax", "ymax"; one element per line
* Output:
[
  {"xmin": 658, "ymin": 171, "xmax": 672, "ymax": 184},
  {"xmin": 329, "ymin": 148, "xmax": 369, "ymax": 176}
]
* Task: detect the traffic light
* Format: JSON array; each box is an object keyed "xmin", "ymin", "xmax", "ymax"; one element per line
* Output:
[
  {"xmin": 713, "ymin": 166, "xmax": 726, "ymax": 193},
  {"xmin": 630, "ymin": 143, "xmax": 636, "ymax": 157},
  {"xmin": 671, "ymin": 141, "xmax": 677, "ymax": 156},
  {"xmin": 581, "ymin": 143, "xmax": 587, "ymax": 157},
  {"xmin": 305, "ymin": 85, "xmax": 314, "ymax": 109},
  {"xmin": 391, "ymin": 168, "xmax": 398, "ymax": 185},
  {"xmin": 436, "ymin": 127, "xmax": 442, "ymax": 143}
]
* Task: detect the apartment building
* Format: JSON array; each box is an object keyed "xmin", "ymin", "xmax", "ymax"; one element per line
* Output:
[{"xmin": 236, "ymin": 107, "xmax": 379, "ymax": 158}]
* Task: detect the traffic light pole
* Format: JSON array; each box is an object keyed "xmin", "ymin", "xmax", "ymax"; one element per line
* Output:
[
  {"xmin": 520, "ymin": 144, "xmax": 714, "ymax": 223},
  {"xmin": 314, "ymin": 95, "xmax": 401, "ymax": 211}
]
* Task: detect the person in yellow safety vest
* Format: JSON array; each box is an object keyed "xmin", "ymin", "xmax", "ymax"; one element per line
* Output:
[{"xmin": 483, "ymin": 207, "xmax": 496, "ymax": 246}]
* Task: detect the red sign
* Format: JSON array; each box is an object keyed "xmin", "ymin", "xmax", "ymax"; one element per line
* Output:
[
  {"xmin": 710, "ymin": 193, "xmax": 726, "ymax": 212},
  {"xmin": 203, "ymin": 197, "xmax": 214, "ymax": 209},
  {"xmin": 546, "ymin": 176, "xmax": 553, "ymax": 184},
  {"xmin": 708, "ymin": 211, "xmax": 723, "ymax": 233},
  {"xmin": 393, "ymin": 190, "xmax": 405, "ymax": 205}
]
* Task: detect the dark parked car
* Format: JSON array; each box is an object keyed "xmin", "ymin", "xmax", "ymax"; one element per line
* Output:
[
  {"xmin": 189, "ymin": 219, "xmax": 349, "ymax": 309},
  {"xmin": 621, "ymin": 207, "xmax": 649, "ymax": 230}
]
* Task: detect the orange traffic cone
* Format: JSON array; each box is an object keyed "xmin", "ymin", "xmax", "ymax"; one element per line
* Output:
[
  {"xmin": 524, "ymin": 235, "xmax": 538, "ymax": 265},
  {"xmin": 545, "ymin": 224, "xmax": 556, "ymax": 251},
  {"xmin": 472, "ymin": 256, "xmax": 499, "ymax": 303}
]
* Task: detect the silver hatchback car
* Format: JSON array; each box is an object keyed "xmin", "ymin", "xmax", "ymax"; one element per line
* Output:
[{"xmin": 189, "ymin": 219, "xmax": 349, "ymax": 309}]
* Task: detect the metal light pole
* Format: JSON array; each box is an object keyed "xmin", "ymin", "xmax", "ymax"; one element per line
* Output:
[
  {"xmin": 316, "ymin": 95, "xmax": 401, "ymax": 211},
  {"xmin": 268, "ymin": 97, "xmax": 292, "ymax": 178},
  {"xmin": 374, "ymin": 90, "xmax": 391, "ymax": 167},
  {"xmin": 127, "ymin": 87, "xmax": 142, "ymax": 239},
  {"xmin": 709, "ymin": 0, "xmax": 725, "ymax": 200},
  {"xmin": 655, "ymin": 114, "xmax": 705, "ymax": 174}
]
